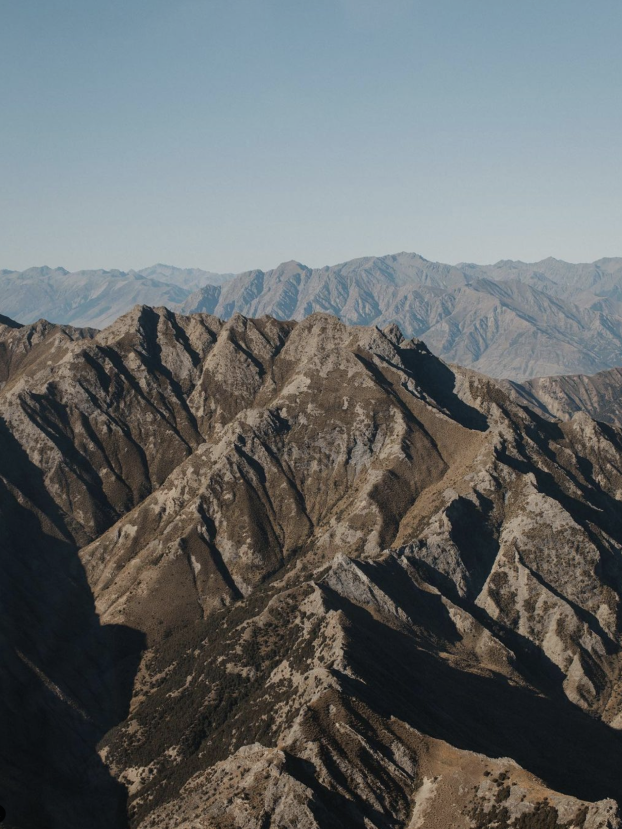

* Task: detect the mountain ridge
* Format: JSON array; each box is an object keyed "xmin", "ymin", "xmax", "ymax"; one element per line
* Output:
[
  {"xmin": 3, "ymin": 306, "xmax": 622, "ymax": 828},
  {"xmin": 4, "ymin": 252, "xmax": 622, "ymax": 378}
]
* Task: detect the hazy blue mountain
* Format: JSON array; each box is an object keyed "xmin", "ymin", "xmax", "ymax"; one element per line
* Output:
[
  {"xmin": 135, "ymin": 264, "xmax": 233, "ymax": 290},
  {"xmin": 507, "ymin": 364, "xmax": 622, "ymax": 427},
  {"xmin": 0, "ymin": 265, "xmax": 231, "ymax": 328}
]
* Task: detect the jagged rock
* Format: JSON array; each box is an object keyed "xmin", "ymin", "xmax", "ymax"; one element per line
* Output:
[{"xmin": 2, "ymin": 309, "xmax": 622, "ymax": 829}]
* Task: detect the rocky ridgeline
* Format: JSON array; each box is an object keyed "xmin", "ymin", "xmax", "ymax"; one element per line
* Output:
[{"xmin": 1, "ymin": 308, "xmax": 622, "ymax": 828}]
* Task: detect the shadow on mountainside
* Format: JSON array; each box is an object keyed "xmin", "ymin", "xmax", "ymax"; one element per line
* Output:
[
  {"xmin": 284, "ymin": 753, "xmax": 400, "ymax": 829},
  {"xmin": 0, "ymin": 419, "xmax": 144, "ymax": 829},
  {"xmin": 324, "ymin": 589, "xmax": 622, "ymax": 806},
  {"xmin": 397, "ymin": 342, "xmax": 489, "ymax": 431}
]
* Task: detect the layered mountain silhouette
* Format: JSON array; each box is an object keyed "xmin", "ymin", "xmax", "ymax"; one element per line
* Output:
[
  {"xmin": 2, "ymin": 307, "xmax": 622, "ymax": 828},
  {"xmin": 0, "ymin": 265, "xmax": 233, "ymax": 330},
  {"xmin": 4, "ymin": 253, "xmax": 622, "ymax": 378}
]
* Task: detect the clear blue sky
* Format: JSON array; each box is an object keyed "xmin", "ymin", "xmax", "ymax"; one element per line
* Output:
[{"xmin": 1, "ymin": 0, "xmax": 621, "ymax": 273}]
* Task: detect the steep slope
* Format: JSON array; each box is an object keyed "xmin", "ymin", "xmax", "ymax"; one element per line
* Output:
[
  {"xmin": 0, "ymin": 308, "xmax": 227, "ymax": 828},
  {"xmin": 0, "ymin": 307, "xmax": 230, "ymax": 544},
  {"xmin": 459, "ymin": 256, "xmax": 622, "ymax": 301},
  {"xmin": 3, "ymin": 309, "xmax": 622, "ymax": 829},
  {"xmin": 420, "ymin": 279, "xmax": 622, "ymax": 378},
  {"xmin": 0, "ymin": 315, "xmax": 95, "ymax": 387}
]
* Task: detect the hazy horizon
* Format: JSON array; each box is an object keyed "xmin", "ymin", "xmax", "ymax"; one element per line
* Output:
[{"xmin": 4, "ymin": 250, "xmax": 622, "ymax": 278}]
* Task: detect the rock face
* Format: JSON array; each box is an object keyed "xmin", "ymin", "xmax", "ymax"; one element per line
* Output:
[{"xmin": 2, "ymin": 308, "xmax": 622, "ymax": 829}]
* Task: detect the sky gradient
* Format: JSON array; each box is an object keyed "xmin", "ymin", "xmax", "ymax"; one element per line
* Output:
[{"xmin": 1, "ymin": 0, "xmax": 621, "ymax": 273}]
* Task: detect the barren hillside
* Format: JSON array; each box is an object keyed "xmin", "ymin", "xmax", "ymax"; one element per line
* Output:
[{"xmin": 2, "ymin": 309, "xmax": 622, "ymax": 829}]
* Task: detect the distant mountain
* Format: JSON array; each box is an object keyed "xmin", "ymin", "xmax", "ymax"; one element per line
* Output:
[
  {"xmin": 419, "ymin": 278, "xmax": 622, "ymax": 379},
  {"xmin": 0, "ymin": 265, "xmax": 232, "ymax": 329},
  {"xmin": 458, "ymin": 256, "xmax": 622, "ymax": 299},
  {"xmin": 507, "ymin": 364, "xmax": 622, "ymax": 427},
  {"xmin": 135, "ymin": 264, "xmax": 233, "ymax": 291},
  {"xmin": 179, "ymin": 253, "xmax": 622, "ymax": 379},
  {"xmin": 5, "ymin": 253, "xmax": 622, "ymax": 378},
  {"xmin": 178, "ymin": 253, "xmax": 472, "ymax": 320}
]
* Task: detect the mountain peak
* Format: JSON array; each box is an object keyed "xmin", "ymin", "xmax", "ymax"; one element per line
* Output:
[
  {"xmin": 18, "ymin": 265, "xmax": 69, "ymax": 277},
  {"xmin": 272, "ymin": 259, "xmax": 311, "ymax": 274}
]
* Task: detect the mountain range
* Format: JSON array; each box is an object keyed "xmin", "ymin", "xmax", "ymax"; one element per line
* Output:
[
  {"xmin": 4, "ymin": 253, "xmax": 622, "ymax": 379},
  {"xmin": 3, "ymin": 306, "xmax": 622, "ymax": 828},
  {"xmin": 0, "ymin": 264, "xmax": 232, "ymax": 330}
]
